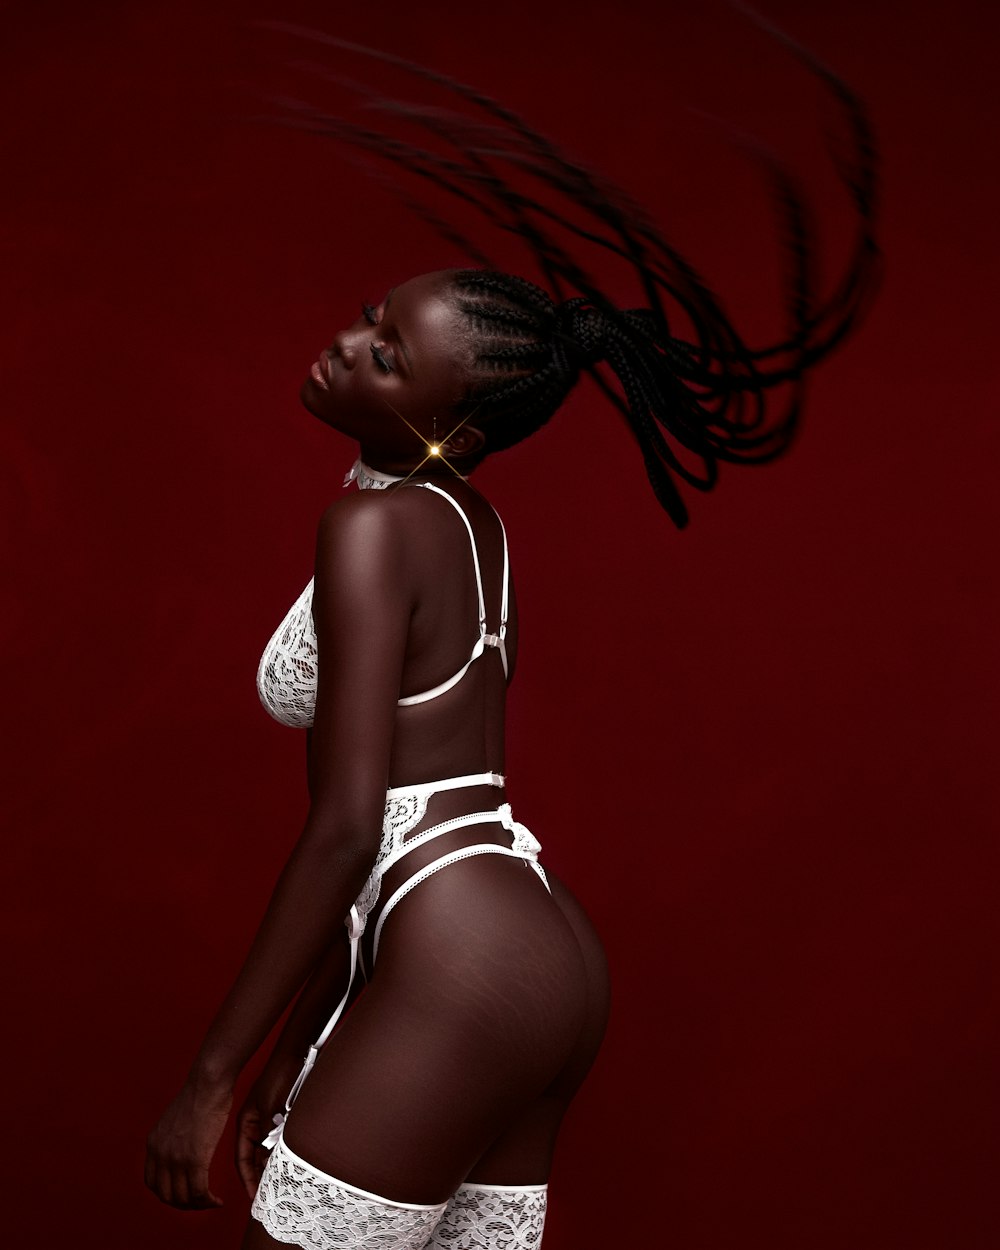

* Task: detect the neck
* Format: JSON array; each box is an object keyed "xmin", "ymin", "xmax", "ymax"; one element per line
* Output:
[{"xmin": 344, "ymin": 453, "xmax": 470, "ymax": 490}]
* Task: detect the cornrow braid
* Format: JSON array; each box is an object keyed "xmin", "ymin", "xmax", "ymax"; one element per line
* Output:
[
  {"xmin": 262, "ymin": 15, "xmax": 879, "ymax": 527},
  {"xmin": 448, "ymin": 270, "xmax": 723, "ymax": 491},
  {"xmin": 446, "ymin": 270, "xmax": 574, "ymax": 451}
]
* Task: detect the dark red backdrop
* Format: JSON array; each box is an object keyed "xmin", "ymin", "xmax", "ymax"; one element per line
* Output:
[{"xmin": 4, "ymin": 1, "xmax": 997, "ymax": 1246}]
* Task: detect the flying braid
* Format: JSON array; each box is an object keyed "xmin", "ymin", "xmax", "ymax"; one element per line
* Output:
[{"xmin": 260, "ymin": 16, "xmax": 880, "ymax": 527}]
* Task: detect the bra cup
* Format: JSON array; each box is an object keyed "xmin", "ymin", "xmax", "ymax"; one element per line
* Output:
[{"xmin": 256, "ymin": 579, "xmax": 318, "ymax": 729}]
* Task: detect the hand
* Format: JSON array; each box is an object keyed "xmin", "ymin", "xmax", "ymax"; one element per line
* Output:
[
  {"xmin": 235, "ymin": 1054, "xmax": 303, "ymax": 1200},
  {"xmin": 145, "ymin": 1079, "xmax": 232, "ymax": 1210}
]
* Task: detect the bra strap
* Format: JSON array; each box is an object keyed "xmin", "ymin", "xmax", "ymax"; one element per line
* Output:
[
  {"xmin": 397, "ymin": 647, "xmax": 484, "ymax": 706},
  {"xmin": 414, "ymin": 483, "xmax": 487, "ymax": 627},
  {"xmin": 403, "ymin": 482, "xmax": 510, "ymax": 688},
  {"xmin": 497, "ymin": 511, "xmax": 510, "ymax": 674}
]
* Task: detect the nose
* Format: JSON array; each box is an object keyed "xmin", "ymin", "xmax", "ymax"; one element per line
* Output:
[{"xmin": 329, "ymin": 328, "xmax": 359, "ymax": 369}]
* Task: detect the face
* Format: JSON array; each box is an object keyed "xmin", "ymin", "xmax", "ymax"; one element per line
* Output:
[{"xmin": 300, "ymin": 270, "xmax": 480, "ymax": 467}]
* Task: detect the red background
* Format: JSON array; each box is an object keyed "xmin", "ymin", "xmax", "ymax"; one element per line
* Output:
[{"xmin": 4, "ymin": 1, "xmax": 997, "ymax": 1246}]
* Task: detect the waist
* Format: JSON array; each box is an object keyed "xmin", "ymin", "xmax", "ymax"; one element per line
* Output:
[
  {"xmin": 384, "ymin": 770, "xmax": 504, "ymax": 801},
  {"xmin": 383, "ymin": 771, "xmax": 506, "ymax": 838}
]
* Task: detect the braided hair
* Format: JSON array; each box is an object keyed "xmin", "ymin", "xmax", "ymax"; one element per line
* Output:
[
  {"xmin": 446, "ymin": 270, "xmax": 592, "ymax": 453},
  {"xmin": 446, "ymin": 270, "xmax": 705, "ymax": 465},
  {"xmin": 262, "ymin": 17, "xmax": 879, "ymax": 527}
]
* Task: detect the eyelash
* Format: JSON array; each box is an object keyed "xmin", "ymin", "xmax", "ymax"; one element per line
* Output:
[
  {"xmin": 360, "ymin": 302, "xmax": 393, "ymax": 372},
  {"xmin": 369, "ymin": 342, "xmax": 393, "ymax": 373}
]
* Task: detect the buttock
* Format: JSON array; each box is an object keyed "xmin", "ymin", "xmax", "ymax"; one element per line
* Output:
[
  {"xmin": 364, "ymin": 818, "xmax": 510, "ymax": 953},
  {"xmin": 277, "ymin": 870, "xmax": 587, "ymax": 1204},
  {"xmin": 364, "ymin": 851, "xmax": 576, "ymax": 1018},
  {"xmin": 259, "ymin": 777, "xmax": 560, "ymax": 1158},
  {"xmin": 359, "ymin": 782, "xmax": 543, "ymax": 973}
]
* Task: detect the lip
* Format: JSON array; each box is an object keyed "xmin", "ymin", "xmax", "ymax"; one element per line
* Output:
[{"xmin": 310, "ymin": 358, "xmax": 329, "ymax": 391}]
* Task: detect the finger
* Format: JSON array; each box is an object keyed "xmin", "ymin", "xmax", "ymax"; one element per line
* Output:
[
  {"xmin": 236, "ymin": 1129, "xmax": 258, "ymax": 1199},
  {"xmin": 172, "ymin": 1165, "xmax": 192, "ymax": 1210},
  {"xmin": 235, "ymin": 1114, "xmax": 256, "ymax": 1167},
  {"xmin": 190, "ymin": 1162, "xmax": 224, "ymax": 1210},
  {"xmin": 155, "ymin": 1163, "xmax": 174, "ymax": 1207},
  {"xmin": 143, "ymin": 1147, "xmax": 157, "ymax": 1193}
]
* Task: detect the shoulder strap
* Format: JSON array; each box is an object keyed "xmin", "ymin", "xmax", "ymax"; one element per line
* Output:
[
  {"xmin": 496, "ymin": 511, "xmax": 510, "ymax": 639},
  {"xmin": 414, "ymin": 483, "xmax": 487, "ymax": 628},
  {"xmin": 395, "ymin": 482, "xmax": 510, "ymax": 704},
  {"xmin": 415, "ymin": 482, "xmax": 509, "ymax": 634}
]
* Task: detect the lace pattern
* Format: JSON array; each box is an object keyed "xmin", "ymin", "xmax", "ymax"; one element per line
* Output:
[
  {"xmin": 349, "ymin": 786, "xmax": 434, "ymax": 937},
  {"xmin": 353, "ymin": 464, "xmax": 396, "ymax": 492},
  {"xmin": 385, "ymin": 792, "xmax": 432, "ymax": 839},
  {"xmin": 256, "ymin": 579, "xmax": 318, "ymax": 729},
  {"xmin": 426, "ymin": 1184, "xmax": 548, "ymax": 1249},
  {"xmin": 252, "ymin": 1136, "xmax": 447, "ymax": 1249}
]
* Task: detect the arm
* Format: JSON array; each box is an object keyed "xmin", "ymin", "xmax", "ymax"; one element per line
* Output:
[
  {"xmin": 145, "ymin": 493, "xmax": 411, "ymax": 1209},
  {"xmin": 258, "ymin": 933, "xmax": 361, "ymax": 1077},
  {"xmin": 233, "ymin": 935, "xmax": 364, "ymax": 1198}
]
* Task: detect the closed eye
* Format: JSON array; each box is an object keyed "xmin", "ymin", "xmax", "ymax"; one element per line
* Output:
[{"xmin": 370, "ymin": 342, "xmax": 394, "ymax": 373}]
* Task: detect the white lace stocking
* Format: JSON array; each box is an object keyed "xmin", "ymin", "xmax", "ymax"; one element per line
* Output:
[
  {"xmin": 251, "ymin": 1136, "xmax": 447, "ymax": 1248},
  {"xmin": 425, "ymin": 1182, "xmax": 548, "ymax": 1249}
]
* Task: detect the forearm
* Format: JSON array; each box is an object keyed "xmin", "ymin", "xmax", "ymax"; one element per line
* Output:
[
  {"xmin": 263, "ymin": 934, "xmax": 359, "ymax": 1072},
  {"xmin": 189, "ymin": 825, "xmax": 376, "ymax": 1090}
]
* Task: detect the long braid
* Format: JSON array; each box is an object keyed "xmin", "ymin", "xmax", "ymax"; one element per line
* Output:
[
  {"xmin": 449, "ymin": 269, "xmax": 734, "ymax": 520},
  {"xmin": 261, "ymin": 17, "xmax": 879, "ymax": 527}
]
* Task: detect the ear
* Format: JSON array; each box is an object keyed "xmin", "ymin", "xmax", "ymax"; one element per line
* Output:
[{"xmin": 443, "ymin": 423, "xmax": 486, "ymax": 459}]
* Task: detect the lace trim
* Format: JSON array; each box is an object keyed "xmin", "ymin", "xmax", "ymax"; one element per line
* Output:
[
  {"xmin": 426, "ymin": 1183, "xmax": 548, "ymax": 1249},
  {"xmin": 252, "ymin": 1136, "xmax": 447, "ymax": 1248},
  {"xmin": 385, "ymin": 791, "xmax": 431, "ymax": 838},
  {"xmin": 342, "ymin": 457, "xmax": 468, "ymax": 491},
  {"xmin": 354, "ymin": 464, "xmax": 396, "ymax": 491}
]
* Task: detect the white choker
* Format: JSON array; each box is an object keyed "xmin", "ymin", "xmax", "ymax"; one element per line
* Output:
[
  {"xmin": 342, "ymin": 457, "xmax": 468, "ymax": 491},
  {"xmin": 342, "ymin": 458, "xmax": 404, "ymax": 491}
]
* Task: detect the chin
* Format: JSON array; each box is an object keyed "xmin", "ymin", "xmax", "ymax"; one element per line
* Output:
[
  {"xmin": 299, "ymin": 378, "xmax": 319, "ymax": 413},
  {"xmin": 299, "ymin": 378, "xmax": 335, "ymax": 425}
]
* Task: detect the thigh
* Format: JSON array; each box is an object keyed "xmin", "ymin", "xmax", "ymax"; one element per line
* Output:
[{"xmin": 282, "ymin": 854, "xmax": 588, "ymax": 1205}]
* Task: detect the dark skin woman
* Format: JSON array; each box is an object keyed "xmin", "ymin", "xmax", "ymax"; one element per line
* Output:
[
  {"xmin": 145, "ymin": 271, "xmax": 611, "ymax": 1246},
  {"xmin": 145, "ymin": 26, "xmax": 879, "ymax": 1248}
]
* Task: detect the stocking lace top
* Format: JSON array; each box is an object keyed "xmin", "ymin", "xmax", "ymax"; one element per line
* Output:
[{"xmin": 256, "ymin": 459, "xmax": 510, "ymax": 728}]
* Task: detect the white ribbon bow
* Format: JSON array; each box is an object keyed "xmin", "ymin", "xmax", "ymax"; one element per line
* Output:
[
  {"xmin": 497, "ymin": 803, "xmax": 542, "ymax": 858},
  {"xmin": 261, "ymin": 1113, "xmax": 286, "ymax": 1151}
]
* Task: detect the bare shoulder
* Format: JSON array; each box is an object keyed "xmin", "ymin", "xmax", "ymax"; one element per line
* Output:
[
  {"xmin": 316, "ymin": 482, "xmax": 443, "ymax": 532},
  {"xmin": 314, "ymin": 485, "xmax": 435, "ymax": 580}
]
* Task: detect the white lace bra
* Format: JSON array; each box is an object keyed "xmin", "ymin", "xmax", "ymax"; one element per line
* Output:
[{"xmin": 256, "ymin": 459, "xmax": 511, "ymax": 728}]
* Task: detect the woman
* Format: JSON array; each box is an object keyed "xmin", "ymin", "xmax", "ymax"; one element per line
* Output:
[{"xmin": 145, "ymin": 30, "xmax": 878, "ymax": 1250}]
